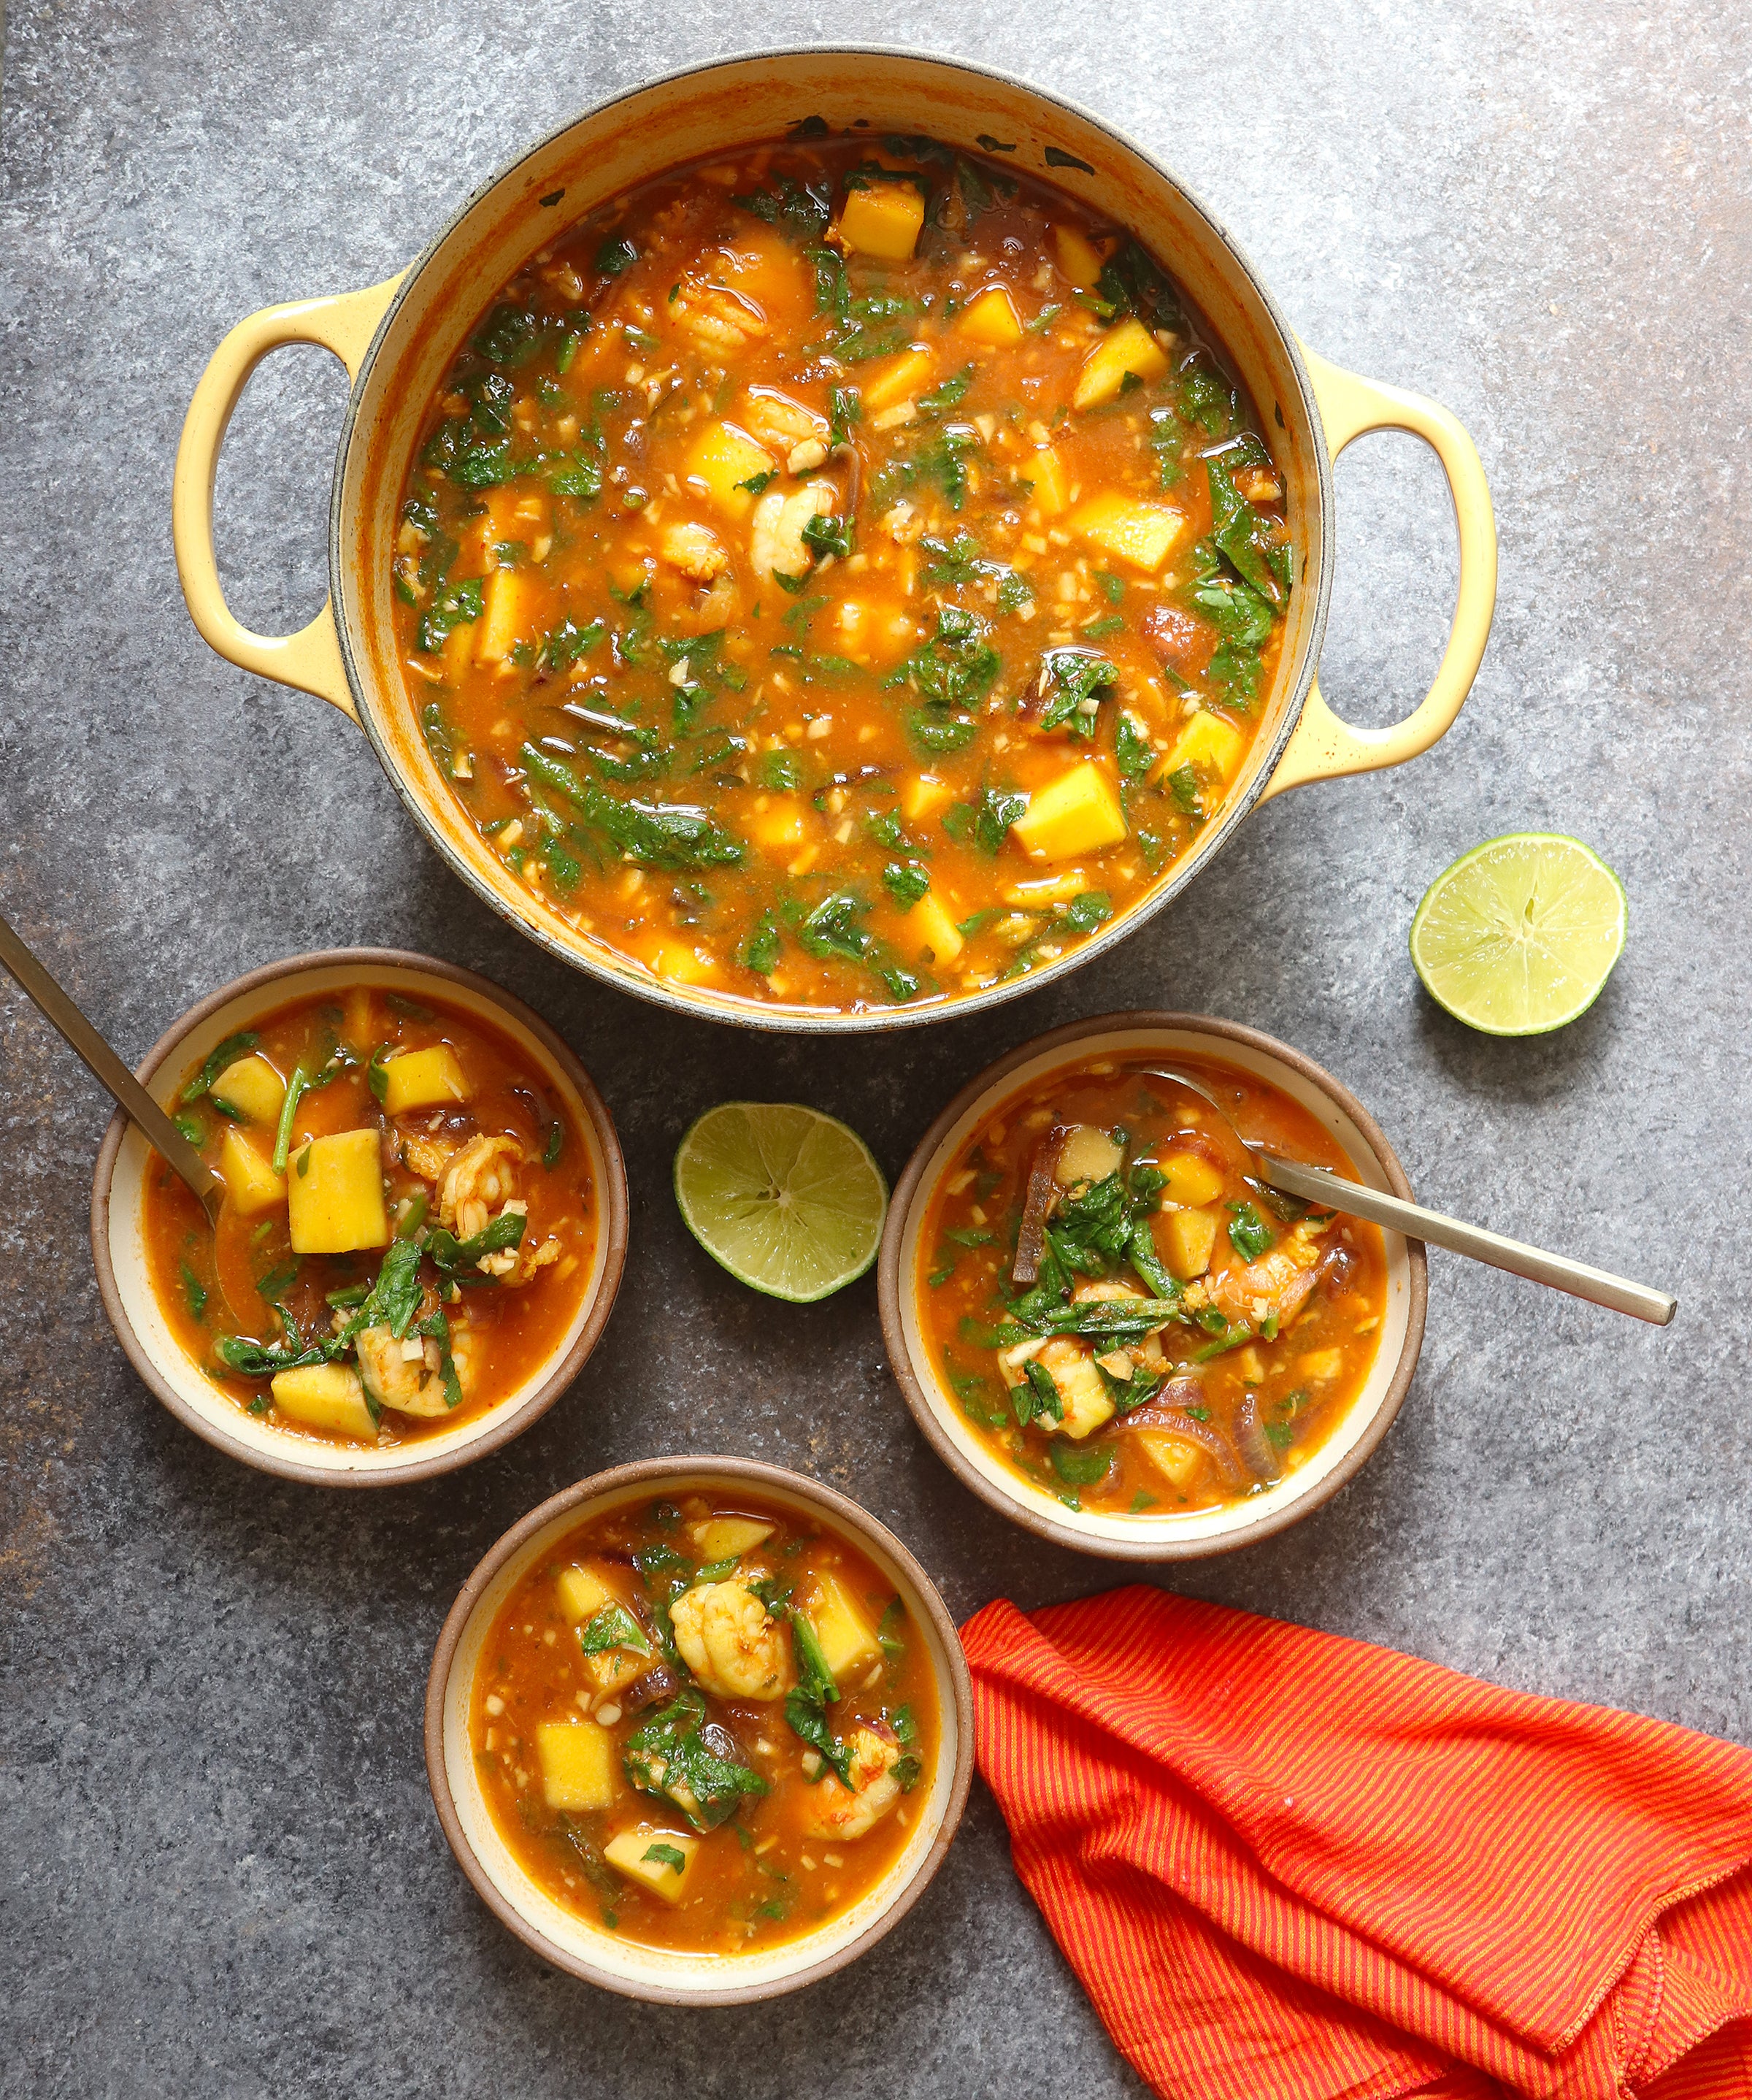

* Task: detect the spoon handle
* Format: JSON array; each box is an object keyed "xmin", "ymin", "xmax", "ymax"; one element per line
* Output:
[
  {"xmin": 1257, "ymin": 1151, "xmax": 1678, "ymax": 1327},
  {"xmin": 0, "ymin": 909, "xmax": 224, "ymax": 1210}
]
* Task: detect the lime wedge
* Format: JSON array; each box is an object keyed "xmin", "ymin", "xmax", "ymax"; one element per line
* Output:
[
  {"xmin": 1410, "ymin": 833, "xmax": 1627, "ymax": 1035},
  {"xmin": 673, "ymin": 1103, "xmax": 887, "ymax": 1301}
]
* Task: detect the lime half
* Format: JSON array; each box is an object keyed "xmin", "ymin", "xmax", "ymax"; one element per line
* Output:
[
  {"xmin": 674, "ymin": 1102, "xmax": 887, "ymax": 1301},
  {"xmin": 1410, "ymin": 833, "xmax": 1627, "ymax": 1035}
]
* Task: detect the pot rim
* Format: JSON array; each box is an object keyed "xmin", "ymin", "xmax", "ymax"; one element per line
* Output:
[
  {"xmin": 88, "ymin": 946, "xmax": 629, "ymax": 1487},
  {"xmin": 876, "ymin": 1009, "xmax": 1429, "ymax": 1557},
  {"xmin": 423, "ymin": 1454, "xmax": 977, "ymax": 2001},
  {"xmin": 325, "ymin": 44, "xmax": 1336, "ymax": 1034}
]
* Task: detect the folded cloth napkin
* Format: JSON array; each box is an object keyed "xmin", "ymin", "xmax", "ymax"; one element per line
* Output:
[{"xmin": 961, "ymin": 1588, "xmax": 1752, "ymax": 2100}]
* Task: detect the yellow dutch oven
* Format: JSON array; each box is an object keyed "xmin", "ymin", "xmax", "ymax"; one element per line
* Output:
[{"xmin": 174, "ymin": 47, "xmax": 1496, "ymax": 1033}]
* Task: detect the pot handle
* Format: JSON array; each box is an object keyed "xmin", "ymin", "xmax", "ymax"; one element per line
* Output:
[
  {"xmin": 1258, "ymin": 346, "xmax": 1496, "ymax": 801},
  {"xmin": 172, "ymin": 275, "xmax": 405, "ymax": 724}
]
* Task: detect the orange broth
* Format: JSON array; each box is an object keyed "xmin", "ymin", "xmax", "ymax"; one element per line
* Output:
[
  {"xmin": 473, "ymin": 1491, "xmax": 939, "ymax": 1953},
  {"xmin": 917, "ymin": 1055, "xmax": 1388, "ymax": 1515},
  {"xmin": 143, "ymin": 986, "xmax": 596, "ymax": 1447},
  {"xmin": 391, "ymin": 135, "xmax": 1292, "ymax": 1013}
]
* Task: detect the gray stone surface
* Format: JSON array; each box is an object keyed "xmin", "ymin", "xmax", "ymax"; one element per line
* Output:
[{"xmin": 1, "ymin": 1, "xmax": 1748, "ymax": 2092}]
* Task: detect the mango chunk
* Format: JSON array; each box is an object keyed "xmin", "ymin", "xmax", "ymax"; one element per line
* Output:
[
  {"xmin": 272, "ymin": 1363, "xmax": 375, "ymax": 1440},
  {"xmin": 643, "ymin": 939, "xmax": 721, "ymax": 986},
  {"xmin": 691, "ymin": 1517, "xmax": 775, "ymax": 1562},
  {"xmin": 900, "ymin": 773, "xmax": 954, "ymax": 823},
  {"xmin": 1010, "ymin": 762, "xmax": 1127, "ymax": 861},
  {"xmin": 750, "ymin": 800, "xmax": 809, "ymax": 853},
  {"xmin": 1072, "ymin": 316, "xmax": 1170, "ymax": 410},
  {"xmin": 683, "ymin": 420, "xmax": 775, "ymax": 520},
  {"xmin": 210, "ymin": 1054, "xmax": 286, "ymax": 1126},
  {"xmin": 603, "ymin": 1826, "xmax": 701, "ymax": 1904},
  {"xmin": 900, "ymin": 892, "xmax": 964, "ymax": 970},
  {"xmin": 956, "ymin": 286, "xmax": 1021, "ymax": 346},
  {"xmin": 1160, "ymin": 1151, "xmax": 1226, "ymax": 1208},
  {"xmin": 556, "ymin": 1565, "xmax": 615, "ymax": 1624},
  {"xmin": 536, "ymin": 1721, "xmax": 620, "ymax": 1812},
  {"xmin": 1028, "ymin": 445, "xmax": 1072, "ymax": 517},
  {"xmin": 286, "ymin": 1128, "xmax": 388, "ymax": 1256},
  {"xmin": 1160, "ymin": 710, "xmax": 1245, "ymax": 786},
  {"xmin": 1164, "ymin": 1206, "xmax": 1221, "ymax": 1281},
  {"xmin": 807, "ymin": 1572, "xmax": 883, "ymax": 1684},
  {"xmin": 475, "ymin": 563, "xmax": 537, "ymax": 663},
  {"xmin": 218, "ymin": 1127, "xmax": 287, "ymax": 1216},
  {"xmin": 380, "ymin": 1045, "xmax": 469, "ymax": 1116},
  {"xmin": 585, "ymin": 1647, "xmax": 648, "ymax": 1697},
  {"xmin": 837, "ymin": 180, "xmax": 926, "ymax": 261},
  {"xmin": 1299, "ymin": 1348, "xmax": 1346, "ymax": 1384},
  {"xmin": 1052, "ymin": 224, "xmax": 1107, "ymax": 290},
  {"xmin": 1133, "ymin": 1427, "xmax": 1207, "ymax": 1491},
  {"xmin": 1037, "ymin": 1339, "xmax": 1115, "ymax": 1439},
  {"xmin": 861, "ymin": 347, "xmax": 934, "ymax": 414},
  {"xmin": 1070, "ymin": 491, "xmax": 1186, "ymax": 572}
]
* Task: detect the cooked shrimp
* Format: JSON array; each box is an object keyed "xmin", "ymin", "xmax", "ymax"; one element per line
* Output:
[
  {"xmin": 437, "ymin": 1133, "xmax": 525, "ymax": 1238},
  {"xmin": 750, "ymin": 480, "xmax": 836, "ymax": 585},
  {"xmin": 669, "ymin": 1580, "xmax": 791, "ymax": 1702},
  {"xmin": 661, "ymin": 520, "xmax": 731, "ymax": 584},
  {"xmin": 672, "ymin": 279, "xmax": 766, "ymax": 355},
  {"xmin": 1206, "ymin": 1217, "xmax": 1329, "ymax": 1326},
  {"xmin": 355, "ymin": 1321, "xmax": 477, "ymax": 1418},
  {"xmin": 741, "ymin": 386, "xmax": 827, "ymax": 453},
  {"xmin": 804, "ymin": 1728, "xmax": 902, "ymax": 1840},
  {"xmin": 402, "ymin": 1131, "xmax": 458, "ymax": 1184}
]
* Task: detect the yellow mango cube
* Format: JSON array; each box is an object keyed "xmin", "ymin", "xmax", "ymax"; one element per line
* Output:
[
  {"xmin": 1299, "ymin": 1348, "xmax": 1346, "ymax": 1384},
  {"xmin": 474, "ymin": 563, "xmax": 537, "ymax": 663},
  {"xmin": 956, "ymin": 286, "xmax": 1021, "ymax": 346},
  {"xmin": 836, "ymin": 180, "xmax": 926, "ymax": 260},
  {"xmin": 1037, "ymin": 1340, "xmax": 1115, "ymax": 1439},
  {"xmin": 218, "ymin": 1127, "xmax": 286, "ymax": 1216},
  {"xmin": 692, "ymin": 1517, "xmax": 775, "ymax": 1561},
  {"xmin": 536, "ymin": 1721, "xmax": 620, "ymax": 1812},
  {"xmin": 585, "ymin": 1648, "xmax": 648, "ymax": 1697},
  {"xmin": 683, "ymin": 420, "xmax": 775, "ymax": 519},
  {"xmin": 901, "ymin": 892, "xmax": 964, "ymax": 970},
  {"xmin": 556, "ymin": 1565, "xmax": 615, "ymax": 1624},
  {"xmin": 1070, "ymin": 491, "xmax": 1186, "ymax": 572},
  {"xmin": 210, "ymin": 1053, "xmax": 286, "ymax": 1126},
  {"xmin": 380, "ymin": 1044, "xmax": 469, "ymax": 1116},
  {"xmin": 272, "ymin": 1363, "xmax": 375, "ymax": 1440},
  {"xmin": 603, "ymin": 1827, "xmax": 701, "ymax": 1904},
  {"xmin": 807, "ymin": 1572, "xmax": 883, "ymax": 1684},
  {"xmin": 899, "ymin": 773, "xmax": 953, "ymax": 822},
  {"xmin": 1052, "ymin": 224, "xmax": 1106, "ymax": 290},
  {"xmin": 1028, "ymin": 446, "xmax": 1072, "ymax": 517},
  {"xmin": 1160, "ymin": 710, "xmax": 1245, "ymax": 787},
  {"xmin": 1160, "ymin": 1151, "xmax": 1226, "ymax": 1208},
  {"xmin": 1164, "ymin": 1206, "xmax": 1221, "ymax": 1281},
  {"xmin": 861, "ymin": 347, "xmax": 934, "ymax": 414},
  {"xmin": 750, "ymin": 801, "xmax": 809, "ymax": 853},
  {"xmin": 1133, "ymin": 1428, "xmax": 1208, "ymax": 1491},
  {"xmin": 1072, "ymin": 315, "xmax": 1170, "ymax": 410},
  {"xmin": 644, "ymin": 939, "xmax": 721, "ymax": 986},
  {"xmin": 286, "ymin": 1129, "xmax": 388, "ymax": 1256},
  {"xmin": 1010, "ymin": 762, "xmax": 1127, "ymax": 861}
]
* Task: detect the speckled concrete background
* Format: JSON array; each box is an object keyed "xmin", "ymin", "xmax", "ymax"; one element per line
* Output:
[{"xmin": 2, "ymin": 3, "xmax": 1748, "ymax": 2094}]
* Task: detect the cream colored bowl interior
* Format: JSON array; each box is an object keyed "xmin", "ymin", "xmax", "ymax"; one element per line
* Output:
[
  {"xmin": 439, "ymin": 1470, "xmax": 966, "ymax": 1995},
  {"xmin": 896, "ymin": 1025, "xmax": 1414, "ymax": 1548},
  {"xmin": 334, "ymin": 50, "xmax": 1329, "ymax": 1027},
  {"xmin": 104, "ymin": 960, "xmax": 615, "ymax": 1478}
]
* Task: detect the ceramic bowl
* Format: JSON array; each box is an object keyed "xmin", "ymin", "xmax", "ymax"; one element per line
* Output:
[
  {"xmin": 424, "ymin": 1456, "xmax": 975, "ymax": 2002},
  {"xmin": 174, "ymin": 46, "xmax": 1494, "ymax": 1032},
  {"xmin": 89, "ymin": 947, "xmax": 627, "ymax": 1486},
  {"xmin": 877, "ymin": 1011, "xmax": 1428, "ymax": 1558}
]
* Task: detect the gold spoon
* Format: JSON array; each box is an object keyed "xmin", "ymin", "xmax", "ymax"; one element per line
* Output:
[
  {"xmin": 0, "ymin": 908, "xmax": 228, "ymax": 1228},
  {"xmin": 1139, "ymin": 1065, "xmax": 1678, "ymax": 1328}
]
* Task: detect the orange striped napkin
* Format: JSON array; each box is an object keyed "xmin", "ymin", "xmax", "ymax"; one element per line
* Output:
[{"xmin": 961, "ymin": 1587, "xmax": 1752, "ymax": 2100}]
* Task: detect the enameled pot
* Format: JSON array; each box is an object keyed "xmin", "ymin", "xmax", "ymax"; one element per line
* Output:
[{"xmin": 175, "ymin": 48, "xmax": 1496, "ymax": 1034}]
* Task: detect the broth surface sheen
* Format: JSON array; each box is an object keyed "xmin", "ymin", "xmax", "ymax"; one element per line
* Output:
[
  {"xmin": 144, "ymin": 987, "xmax": 596, "ymax": 1447},
  {"xmin": 393, "ymin": 135, "xmax": 1292, "ymax": 1012},
  {"xmin": 473, "ymin": 1492, "xmax": 939, "ymax": 1954},
  {"xmin": 916, "ymin": 1056, "xmax": 1387, "ymax": 1516}
]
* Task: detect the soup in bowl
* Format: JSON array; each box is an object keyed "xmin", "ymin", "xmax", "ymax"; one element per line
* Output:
[
  {"xmin": 174, "ymin": 48, "xmax": 1495, "ymax": 1030},
  {"xmin": 425, "ymin": 1458, "xmax": 973, "ymax": 2001},
  {"xmin": 91, "ymin": 951, "xmax": 627, "ymax": 1484},
  {"xmin": 878, "ymin": 1013, "xmax": 1428, "ymax": 1557}
]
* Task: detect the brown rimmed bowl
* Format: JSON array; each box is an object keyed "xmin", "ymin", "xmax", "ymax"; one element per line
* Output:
[
  {"xmin": 877, "ymin": 1012, "xmax": 1428, "ymax": 1558},
  {"xmin": 90, "ymin": 948, "xmax": 628, "ymax": 1487},
  {"xmin": 424, "ymin": 1457, "xmax": 975, "ymax": 2003}
]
